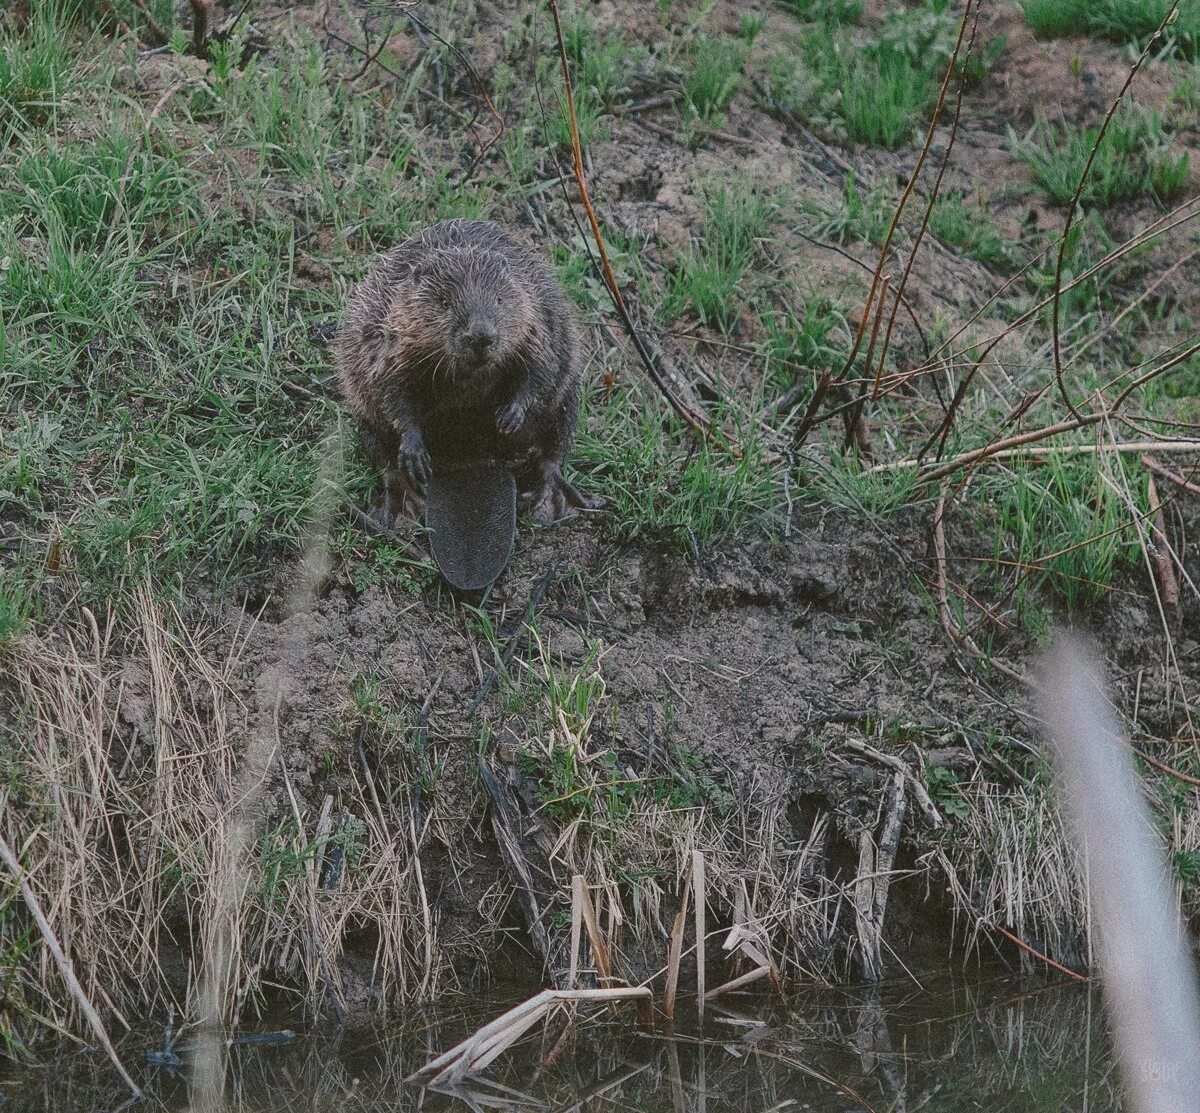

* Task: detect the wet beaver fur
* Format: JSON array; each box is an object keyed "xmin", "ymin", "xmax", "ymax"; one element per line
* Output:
[{"xmin": 334, "ymin": 218, "xmax": 599, "ymax": 524}]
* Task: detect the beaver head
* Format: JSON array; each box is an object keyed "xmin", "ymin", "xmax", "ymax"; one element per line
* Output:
[{"xmin": 411, "ymin": 246, "xmax": 538, "ymax": 383}]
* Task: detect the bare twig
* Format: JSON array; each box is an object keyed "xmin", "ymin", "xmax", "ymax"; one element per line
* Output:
[
  {"xmin": 1050, "ymin": 3, "xmax": 1179, "ymax": 419},
  {"xmin": 106, "ymin": 80, "xmax": 183, "ymax": 246},
  {"xmin": 1143, "ymin": 454, "xmax": 1200, "ymax": 498},
  {"xmin": 841, "ymin": 739, "xmax": 944, "ymax": 829},
  {"xmin": 662, "ymin": 863, "xmax": 692, "ymax": 1020},
  {"xmin": 873, "ymin": 436, "xmax": 1200, "ymax": 480},
  {"xmin": 869, "ymin": 1, "xmax": 978, "ymax": 398},
  {"xmin": 991, "ymin": 923, "xmax": 1086, "ymax": 982},
  {"xmin": 796, "ymin": 0, "xmax": 975, "ymax": 449},
  {"xmin": 1144, "ymin": 473, "xmax": 1180, "ymax": 605},
  {"xmin": 546, "ymin": 0, "xmax": 711, "ymax": 436}
]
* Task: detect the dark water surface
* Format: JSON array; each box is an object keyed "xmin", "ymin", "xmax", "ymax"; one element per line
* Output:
[{"xmin": 0, "ymin": 974, "xmax": 1122, "ymax": 1112}]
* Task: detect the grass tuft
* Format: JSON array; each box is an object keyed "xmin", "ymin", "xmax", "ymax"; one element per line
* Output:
[
  {"xmin": 576, "ymin": 390, "xmax": 778, "ymax": 550},
  {"xmin": 0, "ymin": 1, "xmax": 84, "ymax": 134},
  {"xmin": 662, "ymin": 186, "xmax": 771, "ymax": 331},
  {"xmin": 1023, "ymin": 0, "xmax": 1200, "ymax": 57},
  {"xmin": 782, "ymin": 0, "xmax": 864, "ymax": 24},
  {"xmin": 929, "ymin": 192, "xmax": 1014, "ymax": 268},
  {"xmin": 1012, "ymin": 104, "xmax": 1191, "ymax": 206},
  {"xmin": 682, "ymin": 33, "xmax": 747, "ymax": 129}
]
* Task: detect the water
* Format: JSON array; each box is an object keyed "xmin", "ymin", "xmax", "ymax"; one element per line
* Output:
[{"xmin": 0, "ymin": 974, "xmax": 1122, "ymax": 1112}]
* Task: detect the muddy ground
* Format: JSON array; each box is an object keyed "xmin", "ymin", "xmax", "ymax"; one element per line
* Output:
[{"xmin": 5, "ymin": 0, "xmax": 1200, "ymax": 1038}]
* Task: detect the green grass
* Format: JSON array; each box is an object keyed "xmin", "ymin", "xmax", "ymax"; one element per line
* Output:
[
  {"xmin": 929, "ymin": 192, "xmax": 1014, "ymax": 268},
  {"xmin": 682, "ymin": 33, "xmax": 747, "ymax": 128},
  {"xmin": 782, "ymin": 0, "xmax": 864, "ymax": 23},
  {"xmin": 1022, "ymin": 0, "xmax": 1200, "ymax": 56},
  {"xmin": 762, "ymin": 297, "xmax": 852, "ymax": 393},
  {"xmin": 0, "ymin": 15, "xmax": 433, "ymax": 603},
  {"xmin": 766, "ymin": 4, "xmax": 955, "ymax": 149},
  {"xmin": 1013, "ymin": 104, "xmax": 1190, "ymax": 206},
  {"xmin": 0, "ymin": 575, "xmax": 30, "ymax": 650},
  {"xmin": 1021, "ymin": 0, "xmax": 1090, "ymax": 36},
  {"xmin": 804, "ymin": 173, "xmax": 893, "ymax": 245},
  {"xmin": 991, "ymin": 455, "xmax": 1143, "ymax": 611},
  {"xmin": 551, "ymin": 12, "xmax": 650, "ymax": 148},
  {"xmin": 576, "ymin": 389, "xmax": 778, "ymax": 550},
  {"xmin": 562, "ymin": 11, "xmax": 647, "ymax": 107},
  {"xmin": 0, "ymin": 1, "xmax": 87, "ymax": 135},
  {"xmin": 662, "ymin": 186, "xmax": 771, "ymax": 331}
]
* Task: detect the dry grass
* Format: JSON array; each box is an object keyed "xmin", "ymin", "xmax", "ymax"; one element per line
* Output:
[{"xmin": 0, "ymin": 590, "xmax": 454, "ymax": 1050}]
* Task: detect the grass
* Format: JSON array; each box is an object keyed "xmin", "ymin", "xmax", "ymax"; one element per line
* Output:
[
  {"xmin": 1013, "ymin": 104, "xmax": 1191, "ymax": 206},
  {"xmin": 551, "ymin": 12, "xmax": 650, "ymax": 148},
  {"xmin": 0, "ymin": 13, "xmax": 451, "ymax": 603},
  {"xmin": 767, "ymin": 3, "xmax": 955, "ymax": 149},
  {"xmin": 0, "ymin": 1, "xmax": 86, "ymax": 135},
  {"xmin": 762, "ymin": 296, "xmax": 852, "ymax": 392},
  {"xmin": 682, "ymin": 33, "xmax": 747, "ymax": 129},
  {"xmin": 929, "ymin": 192, "xmax": 1014, "ymax": 268},
  {"xmin": 803, "ymin": 173, "xmax": 893, "ymax": 244},
  {"xmin": 1022, "ymin": 0, "xmax": 1200, "ymax": 57},
  {"xmin": 576, "ymin": 389, "xmax": 779, "ymax": 550},
  {"xmin": 662, "ymin": 185, "xmax": 771, "ymax": 331},
  {"xmin": 782, "ymin": 0, "xmax": 864, "ymax": 23},
  {"xmin": 991, "ymin": 455, "xmax": 1143, "ymax": 611}
]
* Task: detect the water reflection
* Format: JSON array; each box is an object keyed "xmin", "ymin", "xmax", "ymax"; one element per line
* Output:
[{"xmin": 0, "ymin": 974, "xmax": 1123, "ymax": 1112}]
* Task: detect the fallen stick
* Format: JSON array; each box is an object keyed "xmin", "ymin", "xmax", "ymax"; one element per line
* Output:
[
  {"xmin": 841, "ymin": 739, "xmax": 944, "ymax": 829},
  {"xmin": 0, "ymin": 833, "xmax": 141, "ymax": 1097},
  {"xmin": 990, "ymin": 923, "xmax": 1085, "ymax": 983},
  {"xmin": 868, "ymin": 436, "xmax": 1200, "ymax": 480},
  {"xmin": 1143, "ymin": 473, "xmax": 1179, "ymax": 606},
  {"xmin": 407, "ymin": 987, "xmax": 652, "ymax": 1086},
  {"xmin": 692, "ymin": 850, "xmax": 706, "ymax": 1024},
  {"xmin": 662, "ymin": 864, "xmax": 692, "ymax": 1021},
  {"xmin": 1142, "ymin": 454, "xmax": 1200, "ymax": 498},
  {"xmin": 704, "ymin": 963, "xmax": 772, "ymax": 1000}
]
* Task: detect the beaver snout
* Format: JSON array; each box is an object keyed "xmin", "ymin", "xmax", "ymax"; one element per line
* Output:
[{"xmin": 464, "ymin": 317, "xmax": 498, "ymax": 352}]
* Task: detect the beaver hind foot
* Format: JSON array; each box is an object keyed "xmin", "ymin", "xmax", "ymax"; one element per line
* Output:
[
  {"xmin": 375, "ymin": 467, "xmax": 423, "ymax": 528},
  {"xmin": 522, "ymin": 461, "xmax": 603, "ymax": 524}
]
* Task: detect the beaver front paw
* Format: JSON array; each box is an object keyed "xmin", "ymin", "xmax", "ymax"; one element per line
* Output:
[
  {"xmin": 398, "ymin": 433, "xmax": 431, "ymax": 486},
  {"xmin": 496, "ymin": 400, "xmax": 527, "ymax": 436}
]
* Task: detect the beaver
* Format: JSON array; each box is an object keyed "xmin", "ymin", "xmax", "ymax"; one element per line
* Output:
[{"xmin": 334, "ymin": 218, "xmax": 600, "ymax": 525}]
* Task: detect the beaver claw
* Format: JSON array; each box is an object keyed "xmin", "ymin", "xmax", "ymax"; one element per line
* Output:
[
  {"xmin": 398, "ymin": 434, "xmax": 431, "ymax": 486},
  {"xmin": 376, "ymin": 468, "xmax": 423, "ymax": 528},
  {"xmin": 496, "ymin": 400, "xmax": 527, "ymax": 436},
  {"xmin": 524, "ymin": 464, "xmax": 603, "ymax": 524}
]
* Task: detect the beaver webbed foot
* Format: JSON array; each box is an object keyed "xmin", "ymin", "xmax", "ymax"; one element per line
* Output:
[
  {"xmin": 522, "ymin": 462, "xmax": 603, "ymax": 524},
  {"xmin": 375, "ymin": 468, "xmax": 423, "ymax": 528}
]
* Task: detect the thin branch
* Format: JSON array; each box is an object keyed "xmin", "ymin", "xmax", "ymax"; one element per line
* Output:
[
  {"xmin": 406, "ymin": 10, "xmax": 505, "ymax": 179},
  {"xmin": 1050, "ymin": 2, "xmax": 1178, "ymax": 419},
  {"xmin": 546, "ymin": 0, "xmax": 711, "ymax": 436}
]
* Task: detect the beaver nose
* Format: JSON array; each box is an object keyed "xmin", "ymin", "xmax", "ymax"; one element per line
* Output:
[{"xmin": 466, "ymin": 319, "xmax": 498, "ymax": 349}]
